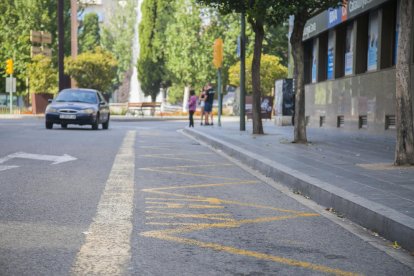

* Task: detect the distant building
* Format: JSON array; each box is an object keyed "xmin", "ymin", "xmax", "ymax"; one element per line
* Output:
[
  {"xmin": 78, "ymin": 0, "xmax": 120, "ymax": 25},
  {"xmin": 300, "ymin": 0, "xmax": 413, "ymax": 134}
]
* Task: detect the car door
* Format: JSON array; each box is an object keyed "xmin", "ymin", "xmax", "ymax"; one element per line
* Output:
[{"xmin": 97, "ymin": 91, "xmax": 109, "ymax": 122}]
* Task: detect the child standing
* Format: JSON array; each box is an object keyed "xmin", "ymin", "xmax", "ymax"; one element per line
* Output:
[{"xmin": 188, "ymin": 90, "xmax": 197, "ymax": 127}]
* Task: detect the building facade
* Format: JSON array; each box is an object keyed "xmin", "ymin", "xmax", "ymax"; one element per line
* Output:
[{"xmin": 302, "ymin": 0, "xmax": 413, "ymax": 134}]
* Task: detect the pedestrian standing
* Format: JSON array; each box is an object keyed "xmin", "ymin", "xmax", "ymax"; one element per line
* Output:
[
  {"xmin": 199, "ymin": 88, "xmax": 206, "ymax": 125},
  {"xmin": 204, "ymin": 83, "xmax": 215, "ymax": 125},
  {"xmin": 188, "ymin": 89, "xmax": 197, "ymax": 128}
]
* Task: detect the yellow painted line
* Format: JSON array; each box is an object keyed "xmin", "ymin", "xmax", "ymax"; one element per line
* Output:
[
  {"xmin": 142, "ymin": 233, "xmax": 359, "ymax": 276},
  {"xmin": 139, "ymin": 146, "xmax": 174, "ymax": 149},
  {"xmin": 141, "ymin": 168, "xmax": 247, "ymax": 180},
  {"xmin": 145, "ymin": 211, "xmax": 232, "ymax": 216},
  {"xmin": 139, "ymin": 156, "xmax": 213, "ymax": 163},
  {"xmin": 142, "ymin": 182, "xmax": 307, "ymax": 215},
  {"xmin": 141, "ymin": 163, "xmax": 234, "ymax": 170},
  {"xmin": 146, "ymin": 204, "xmax": 225, "ymax": 209},
  {"xmin": 145, "ymin": 211, "xmax": 235, "ymax": 221},
  {"xmin": 142, "ymin": 180, "xmax": 259, "ymax": 192},
  {"xmin": 145, "ymin": 197, "xmax": 222, "ymax": 204},
  {"xmin": 146, "ymin": 222, "xmax": 218, "ymax": 226},
  {"xmin": 71, "ymin": 131, "xmax": 136, "ymax": 275},
  {"xmin": 142, "ymin": 153, "xmax": 213, "ymax": 157}
]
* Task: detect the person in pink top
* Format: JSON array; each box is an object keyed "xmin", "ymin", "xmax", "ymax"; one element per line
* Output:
[{"xmin": 188, "ymin": 89, "xmax": 197, "ymax": 127}]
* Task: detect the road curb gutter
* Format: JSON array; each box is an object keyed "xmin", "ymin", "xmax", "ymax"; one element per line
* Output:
[{"xmin": 183, "ymin": 128, "xmax": 414, "ymax": 252}]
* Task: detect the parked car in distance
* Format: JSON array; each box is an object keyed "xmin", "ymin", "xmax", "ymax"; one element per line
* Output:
[{"xmin": 45, "ymin": 88, "xmax": 110, "ymax": 130}]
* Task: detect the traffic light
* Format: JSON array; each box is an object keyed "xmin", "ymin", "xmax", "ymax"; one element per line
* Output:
[
  {"xmin": 213, "ymin": 38, "xmax": 223, "ymax": 69},
  {"xmin": 6, "ymin": 59, "xmax": 13, "ymax": 75}
]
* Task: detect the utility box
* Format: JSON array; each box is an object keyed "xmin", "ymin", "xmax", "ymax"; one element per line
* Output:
[{"xmin": 274, "ymin": 79, "xmax": 294, "ymax": 126}]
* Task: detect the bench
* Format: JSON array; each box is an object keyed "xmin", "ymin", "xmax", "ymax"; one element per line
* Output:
[{"xmin": 127, "ymin": 102, "xmax": 162, "ymax": 117}]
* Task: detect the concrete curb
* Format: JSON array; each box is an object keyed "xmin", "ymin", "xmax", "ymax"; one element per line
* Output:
[{"xmin": 183, "ymin": 128, "xmax": 414, "ymax": 252}]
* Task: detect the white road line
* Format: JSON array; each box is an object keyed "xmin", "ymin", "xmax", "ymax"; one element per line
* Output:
[{"xmin": 71, "ymin": 131, "xmax": 136, "ymax": 275}]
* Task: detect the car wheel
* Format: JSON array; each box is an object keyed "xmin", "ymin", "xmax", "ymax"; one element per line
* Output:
[
  {"xmin": 61, "ymin": 123, "xmax": 67, "ymax": 129},
  {"xmin": 102, "ymin": 115, "xmax": 110, "ymax": 130},
  {"xmin": 46, "ymin": 121, "xmax": 53, "ymax": 129},
  {"xmin": 91, "ymin": 114, "xmax": 99, "ymax": 130}
]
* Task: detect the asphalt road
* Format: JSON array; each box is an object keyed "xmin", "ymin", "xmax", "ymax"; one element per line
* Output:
[{"xmin": 0, "ymin": 118, "xmax": 412, "ymax": 275}]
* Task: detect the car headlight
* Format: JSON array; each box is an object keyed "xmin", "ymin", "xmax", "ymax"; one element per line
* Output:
[
  {"xmin": 46, "ymin": 106, "xmax": 57, "ymax": 113},
  {"xmin": 80, "ymin": 108, "xmax": 96, "ymax": 114}
]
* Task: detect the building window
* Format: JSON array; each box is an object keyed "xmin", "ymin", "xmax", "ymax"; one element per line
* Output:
[
  {"xmin": 344, "ymin": 23, "xmax": 354, "ymax": 76},
  {"xmin": 337, "ymin": 115, "xmax": 344, "ymax": 128},
  {"xmin": 319, "ymin": 116, "xmax": 326, "ymax": 127},
  {"xmin": 327, "ymin": 30, "xmax": 335, "ymax": 79},
  {"xmin": 367, "ymin": 10, "xmax": 379, "ymax": 71},
  {"xmin": 381, "ymin": 0, "xmax": 398, "ymax": 69},
  {"xmin": 385, "ymin": 115, "xmax": 396, "ymax": 129},
  {"xmin": 335, "ymin": 25, "xmax": 346, "ymax": 78},
  {"xmin": 312, "ymin": 39, "xmax": 318, "ymax": 83},
  {"xmin": 318, "ymin": 32, "xmax": 328, "ymax": 81},
  {"xmin": 304, "ymin": 40, "xmax": 313, "ymax": 85},
  {"xmin": 355, "ymin": 15, "xmax": 368, "ymax": 74},
  {"xmin": 359, "ymin": 115, "xmax": 368, "ymax": 129}
]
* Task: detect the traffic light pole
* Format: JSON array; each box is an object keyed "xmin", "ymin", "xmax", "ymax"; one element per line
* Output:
[
  {"xmin": 9, "ymin": 74, "xmax": 13, "ymax": 114},
  {"xmin": 217, "ymin": 68, "xmax": 222, "ymax": 127}
]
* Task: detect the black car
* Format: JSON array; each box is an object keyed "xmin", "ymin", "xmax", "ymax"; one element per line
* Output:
[{"xmin": 45, "ymin": 88, "xmax": 110, "ymax": 130}]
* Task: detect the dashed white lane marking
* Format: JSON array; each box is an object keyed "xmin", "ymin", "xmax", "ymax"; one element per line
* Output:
[{"xmin": 71, "ymin": 131, "xmax": 136, "ymax": 275}]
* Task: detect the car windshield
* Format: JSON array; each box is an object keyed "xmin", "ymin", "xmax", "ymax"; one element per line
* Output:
[{"xmin": 55, "ymin": 91, "xmax": 98, "ymax": 104}]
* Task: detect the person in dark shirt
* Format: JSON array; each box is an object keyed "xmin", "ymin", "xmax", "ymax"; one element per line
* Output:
[{"xmin": 204, "ymin": 83, "xmax": 215, "ymax": 125}]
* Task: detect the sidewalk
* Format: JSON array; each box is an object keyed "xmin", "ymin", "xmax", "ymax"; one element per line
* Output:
[{"xmin": 183, "ymin": 119, "xmax": 414, "ymax": 252}]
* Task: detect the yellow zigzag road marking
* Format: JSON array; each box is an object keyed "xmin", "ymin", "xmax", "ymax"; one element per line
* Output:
[
  {"xmin": 141, "ymin": 232, "xmax": 359, "ymax": 276},
  {"xmin": 138, "ymin": 157, "xmax": 358, "ymax": 275},
  {"xmin": 142, "ymin": 181, "xmax": 259, "ymax": 192},
  {"xmin": 145, "ymin": 197, "xmax": 222, "ymax": 204},
  {"xmin": 141, "ymin": 168, "xmax": 244, "ymax": 180},
  {"xmin": 146, "ymin": 203, "xmax": 225, "ymax": 209},
  {"xmin": 142, "ymin": 163, "xmax": 234, "ymax": 170},
  {"xmin": 143, "ymin": 182, "xmax": 305, "ymax": 214},
  {"xmin": 139, "ymin": 156, "xmax": 214, "ymax": 163},
  {"xmin": 142, "ymin": 153, "xmax": 213, "ymax": 157},
  {"xmin": 145, "ymin": 210, "xmax": 234, "ymax": 222}
]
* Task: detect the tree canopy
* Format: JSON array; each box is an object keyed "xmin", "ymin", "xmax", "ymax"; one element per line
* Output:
[
  {"xmin": 64, "ymin": 47, "xmax": 117, "ymax": 94},
  {"xmin": 79, "ymin": 12, "xmax": 101, "ymax": 53},
  {"xmin": 138, "ymin": 0, "xmax": 174, "ymax": 101},
  {"xmin": 228, "ymin": 54, "xmax": 287, "ymax": 96}
]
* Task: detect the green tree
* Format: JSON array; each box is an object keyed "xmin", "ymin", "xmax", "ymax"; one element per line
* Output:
[
  {"xmin": 228, "ymin": 54, "xmax": 287, "ymax": 96},
  {"xmin": 271, "ymin": 1, "xmax": 339, "ymax": 143},
  {"xmin": 196, "ymin": 0, "xmax": 286, "ymax": 134},
  {"xmin": 263, "ymin": 24, "xmax": 289, "ymax": 67},
  {"xmin": 101, "ymin": 0, "xmax": 136, "ymax": 86},
  {"xmin": 64, "ymin": 47, "xmax": 117, "ymax": 94},
  {"xmin": 138, "ymin": 0, "xmax": 175, "ymax": 102},
  {"xmin": 0, "ymin": 0, "xmax": 71, "ymax": 100},
  {"xmin": 28, "ymin": 55, "xmax": 58, "ymax": 94},
  {"xmin": 79, "ymin": 12, "xmax": 101, "ymax": 53}
]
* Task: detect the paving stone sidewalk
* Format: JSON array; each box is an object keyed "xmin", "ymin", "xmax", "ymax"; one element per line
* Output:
[{"xmin": 183, "ymin": 120, "xmax": 414, "ymax": 252}]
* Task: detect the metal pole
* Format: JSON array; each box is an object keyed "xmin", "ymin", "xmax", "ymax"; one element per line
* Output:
[
  {"xmin": 9, "ymin": 74, "xmax": 13, "ymax": 114},
  {"xmin": 217, "ymin": 68, "xmax": 222, "ymax": 127},
  {"xmin": 240, "ymin": 12, "xmax": 246, "ymax": 131}
]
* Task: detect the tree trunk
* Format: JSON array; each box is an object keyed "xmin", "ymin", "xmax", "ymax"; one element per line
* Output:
[
  {"xmin": 70, "ymin": 0, "xmax": 78, "ymax": 88},
  {"xmin": 250, "ymin": 18, "xmax": 264, "ymax": 135},
  {"xmin": 290, "ymin": 14, "xmax": 307, "ymax": 143},
  {"xmin": 395, "ymin": 0, "xmax": 414, "ymax": 165}
]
